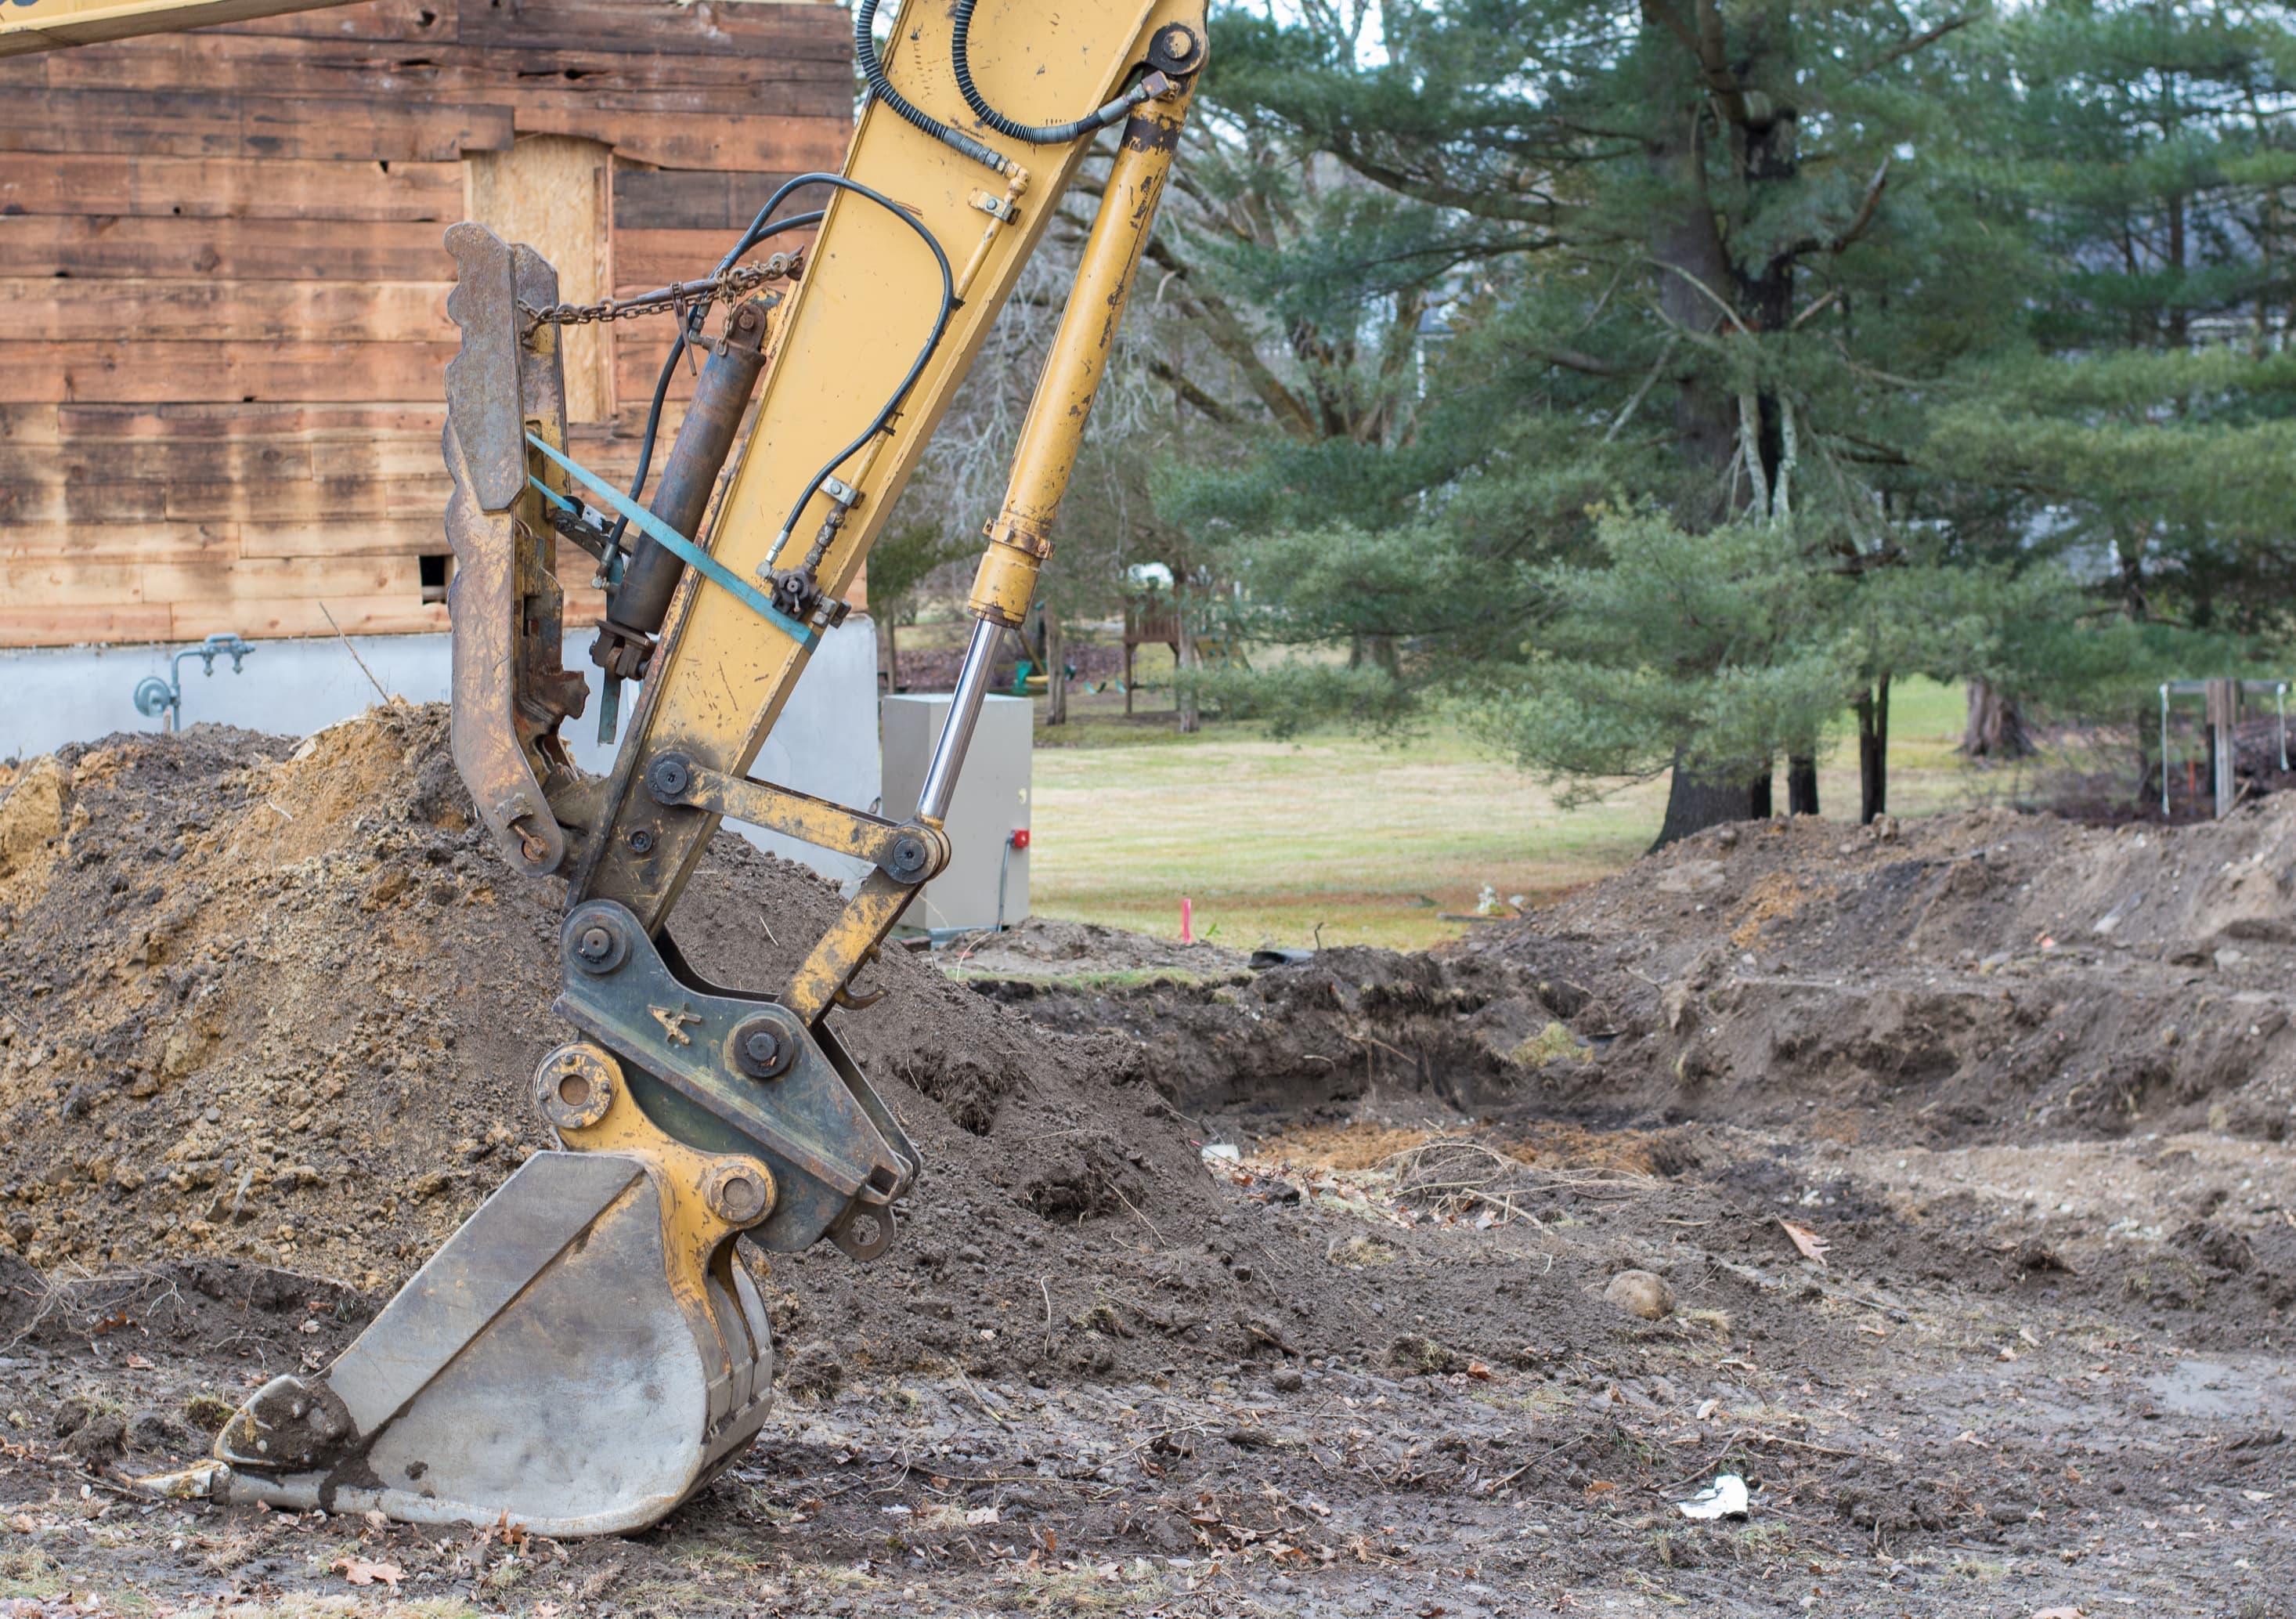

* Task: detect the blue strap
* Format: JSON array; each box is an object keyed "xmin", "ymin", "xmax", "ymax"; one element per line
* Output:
[{"xmin": 524, "ymin": 433, "xmax": 818, "ymax": 650}]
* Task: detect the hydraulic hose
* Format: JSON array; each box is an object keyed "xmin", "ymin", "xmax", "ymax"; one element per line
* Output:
[
  {"xmin": 765, "ymin": 179, "xmax": 956, "ymax": 551},
  {"xmin": 949, "ymin": 0, "xmax": 1157, "ymax": 145},
  {"xmin": 854, "ymin": 0, "xmax": 1014, "ymax": 175},
  {"xmin": 615, "ymin": 172, "xmax": 958, "ymax": 588},
  {"xmin": 609, "ymin": 208, "xmax": 825, "ymax": 551}
]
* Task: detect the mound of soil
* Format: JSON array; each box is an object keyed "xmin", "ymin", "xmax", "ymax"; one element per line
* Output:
[{"xmin": 0, "ymin": 707, "xmax": 1613, "ymax": 1389}]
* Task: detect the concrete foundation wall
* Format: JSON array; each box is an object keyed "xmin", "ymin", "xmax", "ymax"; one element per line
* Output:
[{"xmin": 0, "ymin": 620, "xmax": 882, "ymax": 885}]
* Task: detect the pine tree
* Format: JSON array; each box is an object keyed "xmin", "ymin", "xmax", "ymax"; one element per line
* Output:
[{"xmin": 1182, "ymin": 0, "xmax": 2022, "ymax": 835}]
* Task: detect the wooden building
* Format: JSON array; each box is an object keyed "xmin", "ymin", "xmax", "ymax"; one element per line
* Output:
[{"xmin": 0, "ymin": 0, "xmax": 850, "ymax": 648}]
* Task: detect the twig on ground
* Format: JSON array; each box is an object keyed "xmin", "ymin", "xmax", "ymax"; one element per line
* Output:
[{"xmin": 318, "ymin": 602, "xmax": 395, "ymax": 707}]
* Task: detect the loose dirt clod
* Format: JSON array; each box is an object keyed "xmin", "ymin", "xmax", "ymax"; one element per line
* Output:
[{"xmin": 1604, "ymin": 1268, "xmax": 1673, "ymax": 1320}]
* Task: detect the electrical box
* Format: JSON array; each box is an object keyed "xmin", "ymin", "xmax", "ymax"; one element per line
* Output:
[{"xmin": 880, "ymin": 692, "xmax": 1031, "ymax": 934}]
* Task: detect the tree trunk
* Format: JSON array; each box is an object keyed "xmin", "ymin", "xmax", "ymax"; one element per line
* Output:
[
  {"xmin": 1961, "ymin": 678, "xmax": 2032, "ymax": 759},
  {"xmin": 881, "ymin": 613, "xmax": 899, "ymax": 693},
  {"xmin": 1749, "ymin": 765, "xmax": 1774, "ymax": 821},
  {"xmin": 1653, "ymin": 753, "xmax": 1759, "ymax": 847},
  {"xmin": 1044, "ymin": 605, "xmax": 1068, "ymax": 726},
  {"xmin": 1786, "ymin": 754, "xmax": 1820, "ymax": 815},
  {"xmin": 1854, "ymin": 674, "xmax": 1890, "ymax": 823},
  {"xmin": 1175, "ymin": 594, "xmax": 1201, "ymax": 735}
]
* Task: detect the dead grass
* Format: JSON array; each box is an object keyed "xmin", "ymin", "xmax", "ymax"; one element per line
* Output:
[
  {"xmin": 1264, "ymin": 1119, "xmax": 1670, "ymax": 1180},
  {"xmin": 1258, "ymin": 1122, "xmax": 1432, "ymax": 1171}
]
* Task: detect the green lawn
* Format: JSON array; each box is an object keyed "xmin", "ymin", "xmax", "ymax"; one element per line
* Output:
[{"xmin": 1021, "ymin": 660, "xmax": 2011, "ymax": 951}]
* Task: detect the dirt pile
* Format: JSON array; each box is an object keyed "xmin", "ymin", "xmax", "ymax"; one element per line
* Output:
[{"xmin": 0, "ymin": 707, "xmax": 1613, "ymax": 1387}]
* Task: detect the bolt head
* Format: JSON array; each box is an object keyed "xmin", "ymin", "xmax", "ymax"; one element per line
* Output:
[
  {"xmin": 578, "ymin": 926, "xmax": 612, "ymax": 959},
  {"xmin": 744, "ymin": 1031, "xmax": 780, "ymax": 1065}
]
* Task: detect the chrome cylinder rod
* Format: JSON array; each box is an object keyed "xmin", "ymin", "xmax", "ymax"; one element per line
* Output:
[{"xmin": 917, "ymin": 618, "xmax": 1002, "ymax": 822}]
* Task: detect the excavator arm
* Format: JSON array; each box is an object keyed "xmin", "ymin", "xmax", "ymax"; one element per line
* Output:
[{"xmin": 173, "ymin": 0, "xmax": 1207, "ymax": 1537}]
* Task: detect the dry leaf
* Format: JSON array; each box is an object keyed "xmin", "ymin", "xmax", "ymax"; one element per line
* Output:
[
  {"xmin": 338, "ymin": 1557, "xmax": 403, "ymax": 1590},
  {"xmin": 1778, "ymin": 1218, "xmax": 1830, "ymax": 1267},
  {"xmin": 2034, "ymin": 1609, "xmax": 2083, "ymax": 1618},
  {"xmin": 125, "ymin": 1353, "xmax": 155, "ymax": 1370},
  {"xmin": 1465, "ymin": 1362, "xmax": 1493, "ymax": 1381}
]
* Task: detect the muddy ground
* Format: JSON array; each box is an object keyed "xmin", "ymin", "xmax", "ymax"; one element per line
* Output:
[{"xmin": 0, "ymin": 710, "xmax": 2291, "ymax": 1617}]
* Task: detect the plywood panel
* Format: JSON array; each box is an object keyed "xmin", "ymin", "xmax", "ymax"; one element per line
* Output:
[
  {"xmin": 0, "ymin": 217, "xmax": 453, "ymax": 281},
  {"xmin": 2, "ymin": 280, "xmax": 450, "ymax": 342},
  {"xmin": 467, "ymin": 135, "xmax": 612, "ymax": 421},
  {"xmin": 0, "ymin": 156, "xmax": 464, "ymax": 221},
  {"xmin": 1, "ymin": 342, "xmax": 457, "ymax": 403},
  {"xmin": 0, "ymin": 90, "xmax": 513, "ymax": 160}
]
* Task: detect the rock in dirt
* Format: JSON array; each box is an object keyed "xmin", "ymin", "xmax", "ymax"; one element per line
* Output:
[
  {"xmin": 1605, "ymin": 1269, "xmax": 1674, "ymax": 1320},
  {"xmin": 59, "ymin": 1411, "xmax": 125, "ymax": 1464},
  {"xmin": 128, "ymin": 1409, "xmax": 185, "ymax": 1452},
  {"xmin": 1387, "ymin": 1335, "xmax": 1460, "ymax": 1375}
]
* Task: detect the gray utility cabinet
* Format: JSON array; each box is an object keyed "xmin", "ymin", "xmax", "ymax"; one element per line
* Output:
[{"xmin": 879, "ymin": 692, "xmax": 1032, "ymax": 933}]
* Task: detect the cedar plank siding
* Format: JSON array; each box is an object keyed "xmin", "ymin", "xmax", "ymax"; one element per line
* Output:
[{"xmin": 0, "ymin": 0, "xmax": 849, "ymax": 646}]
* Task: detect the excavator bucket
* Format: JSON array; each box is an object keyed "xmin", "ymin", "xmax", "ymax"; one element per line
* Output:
[{"xmin": 200, "ymin": 1045, "xmax": 782, "ymax": 1534}]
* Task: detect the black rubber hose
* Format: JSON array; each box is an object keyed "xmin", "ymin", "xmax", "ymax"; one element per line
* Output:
[
  {"xmin": 616, "ymin": 172, "xmax": 958, "ymax": 574},
  {"xmin": 608, "ymin": 208, "xmax": 825, "ymax": 550},
  {"xmin": 854, "ymin": 0, "xmax": 1014, "ymax": 175},
  {"xmin": 950, "ymin": 0, "xmax": 1151, "ymax": 146},
  {"xmin": 767, "ymin": 178, "xmax": 957, "ymax": 552}
]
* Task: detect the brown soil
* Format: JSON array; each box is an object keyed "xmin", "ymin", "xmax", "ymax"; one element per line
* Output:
[{"xmin": 1, "ymin": 717, "xmax": 2291, "ymax": 1617}]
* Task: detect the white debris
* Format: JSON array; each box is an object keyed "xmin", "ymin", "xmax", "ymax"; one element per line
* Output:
[{"xmin": 1676, "ymin": 1474, "xmax": 1750, "ymax": 1520}]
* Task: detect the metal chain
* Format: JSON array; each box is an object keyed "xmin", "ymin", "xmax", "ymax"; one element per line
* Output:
[{"xmin": 519, "ymin": 250, "xmax": 806, "ymax": 330}]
